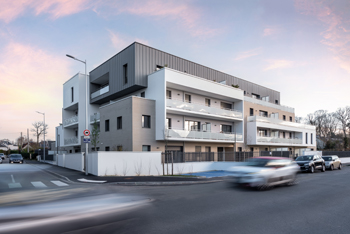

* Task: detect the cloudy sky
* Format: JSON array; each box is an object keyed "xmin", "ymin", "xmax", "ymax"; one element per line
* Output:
[{"xmin": 0, "ymin": 0, "xmax": 349, "ymax": 142}]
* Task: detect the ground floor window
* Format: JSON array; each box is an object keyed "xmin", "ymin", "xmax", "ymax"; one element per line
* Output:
[
  {"xmin": 105, "ymin": 146, "xmax": 110, "ymax": 151},
  {"xmin": 142, "ymin": 145, "xmax": 151, "ymax": 151}
]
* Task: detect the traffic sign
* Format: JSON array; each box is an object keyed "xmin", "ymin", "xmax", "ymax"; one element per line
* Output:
[
  {"xmin": 83, "ymin": 129, "xmax": 90, "ymax": 136},
  {"xmin": 84, "ymin": 136, "xmax": 90, "ymax": 139},
  {"xmin": 83, "ymin": 138, "xmax": 91, "ymax": 143}
]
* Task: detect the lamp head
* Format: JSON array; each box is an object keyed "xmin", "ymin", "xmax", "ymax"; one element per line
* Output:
[{"xmin": 66, "ymin": 54, "xmax": 75, "ymax": 59}]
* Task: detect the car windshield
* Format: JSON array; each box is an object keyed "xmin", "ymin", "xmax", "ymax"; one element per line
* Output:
[
  {"xmin": 10, "ymin": 155, "xmax": 22, "ymax": 159},
  {"xmin": 296, "ymin": 156, "xmax": 313, "ymax": 161},
  {"xmin": 322, "ymin": 157, "xmax": 332, "ymax": 161}
]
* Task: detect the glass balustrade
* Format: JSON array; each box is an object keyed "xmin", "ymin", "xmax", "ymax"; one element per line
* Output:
[{"xmin": 165, "ymin": 128, "xmax": 243, "ymax": 141}]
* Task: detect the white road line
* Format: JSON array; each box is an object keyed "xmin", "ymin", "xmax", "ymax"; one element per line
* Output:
[
  {"xmin": 51, "ymin": 181, "xmax": 69, "ymax": 187},
  {"xmin": 31, "ymin": 181, "xmax": 47, "ymax": 188},
  {"xmin": 11, "ymin": 174, "xmax": 15, "ymax": 183},
  {"xmin": 8, "ymin": 183, "xmax": 22, "ymax": 188}
]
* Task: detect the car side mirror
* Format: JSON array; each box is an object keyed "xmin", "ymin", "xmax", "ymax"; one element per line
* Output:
[{"xmin": 313, "ymin": 158, "xmax": 317, "ymax": 161}]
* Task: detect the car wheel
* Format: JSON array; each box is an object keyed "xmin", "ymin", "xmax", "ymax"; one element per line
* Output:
[
  {"xmin": 330, "ymin": 164, "xmax": 334, "ymax": 171},
  {"xmin": 321, "ymin": 164, "xmax": 326, "ymax": 172},
  {"xmin": 310, "ymin": 166, "xmax": 315, "ymax": 173},
  {"xmin": 339, "ymin": 163, "xmax": 342, "ymax": 170}
]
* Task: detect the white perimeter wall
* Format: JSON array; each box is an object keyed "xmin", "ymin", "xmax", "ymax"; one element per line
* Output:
[{"xmin": 57, "ymin": 153, "xmax": 84, "ymax": 172}]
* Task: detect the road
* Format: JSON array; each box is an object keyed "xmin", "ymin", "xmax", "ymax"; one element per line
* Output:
[{"xmin": 1, "ymin": 160, "xmax": 350, "ymax": 233}]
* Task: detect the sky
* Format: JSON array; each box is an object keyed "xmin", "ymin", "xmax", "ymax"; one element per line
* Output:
[{"xmin": 0, "ymin": 0, "xmax": 350, "ymax": 142}]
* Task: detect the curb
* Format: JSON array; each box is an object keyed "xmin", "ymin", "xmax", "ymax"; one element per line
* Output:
[{"xmin": 108, "ymin": 180, "xmax": 223, "ymax": 186}]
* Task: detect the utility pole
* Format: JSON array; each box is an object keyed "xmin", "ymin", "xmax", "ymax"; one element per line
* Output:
[
  {"xmin": 20, "ymin": 132, "xmax": 22, "ymax": 153},
  {"xmin": 27, "ymin": 129, "xmax": 29, "ymax": 153}
]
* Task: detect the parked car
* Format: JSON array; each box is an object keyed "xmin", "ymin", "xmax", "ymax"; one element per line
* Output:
[
  {"xmin": 322, "ymin": 155, "xmax": 342, "ymax": 170},
  {"xmin": 0, "ymin": 153, "xmax": 5, "ymax": 160},
  {"xmin": 0, "ymin": 157, "xmax": 2, "ymax": 164},
  {"xmin": 295, "ymin": 155, "xmax": 325, "ymax": 173},
  {"xmin": 226, "ymin": 157, "xmax": 299, "ymax": 190},
  {"xmin": 9, "ymin": 154, "xmax": 24, "ymax": 164}
]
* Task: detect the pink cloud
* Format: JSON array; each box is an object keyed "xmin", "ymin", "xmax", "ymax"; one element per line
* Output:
[
  {"xmin": 107, "ymin": 29, "xmax": 149, "ymax": 51},
  {"xmin": 234, "ymin": 48, "xmax": 263, "ymax": 61},
  {"xmin": 0, "ymin": 42, "xmax": 70, "ymax": 141},
  {"xmin": 295, "ymin": 0, "xmax": 350, "ymax": 73},
  {"xmin": 264, "ymin": 59, "xmax": 295, "ymax": 71},
  {"xmin": 0, "ymin": 0, "xmax": 91, "ymax": 23},
  {"xmin": 263, "ymin": 27, "xmax": 280, "ymax": 36}
]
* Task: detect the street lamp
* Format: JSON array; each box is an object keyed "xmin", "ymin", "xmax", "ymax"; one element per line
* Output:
[
  {"xmin": 66, "ymin": 54, "xmax": 88, "ymax": 176},
  {"xmin": 36, "ymin": 111, "xmax": 45, "ymax": 162}
]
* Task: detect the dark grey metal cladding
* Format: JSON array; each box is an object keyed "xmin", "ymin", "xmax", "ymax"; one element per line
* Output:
[
  {"xmin": 89, "ymin": 43, "xmax": 147, "ymax": 104},
  {"xmin": 134, "ymin": 43, "xmax": 280, "ymax": 104}
]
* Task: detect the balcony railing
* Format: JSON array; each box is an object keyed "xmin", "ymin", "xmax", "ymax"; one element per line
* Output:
[
  {"xmin": 90, "ymin": 113, "xmax": 100, "ymax": 123},
  {"xmin": 63, "ymin": 115, "xmax": 78, "ymax": 127},
  {"xmin": 165, "ymin": 128, "xmax": 243, "ymax": 141},
  {"xmin": 64, "ymin": 137, "xmax": 79, "ymax": 145},
  {"xmin": 166, "ymin": 98, "xmax": 243, "ymax": 119},
  {"xmin": 248, "ymin": 116, "xmax": 315, "ymax": 130},
  {"xmin": 257, "ymin": 136, "xmax": 302, "ymax": 144},
  {"xmin": 91, "ymin": 85, "xmax": 109, "ymax": 99}
]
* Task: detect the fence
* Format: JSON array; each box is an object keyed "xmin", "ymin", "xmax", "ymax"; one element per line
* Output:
[
  {"xmin": 163, "ymin": 152, "xmax": 215, "ymax": 163},
  {"xmin": 322, "ymin": 151, "xmax": 350, "ymax": 158}
]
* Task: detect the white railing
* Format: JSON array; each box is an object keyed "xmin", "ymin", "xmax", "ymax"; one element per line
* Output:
[
  {"xmin": 165, "ymin": 128, "xmax": 243, "ymax": 141},
  {"xmin": 63, "ymin": 115, "xmax": 78, "ymax": 126},
  {"xmin": 90, "ymin": 113, "xmax": 100, "ymax": 122},
  {"xmin": 166, "ymin": 99, "xmax": 243, "ymax": 119},
  {"xmin": 257, "ymin": 136, "xmax": 302, "ymax": 144},
  {"xmin": 64, "ymin": 137, "xmax": 79, "ymax": 145},
  {"xmin": 244, "ymin": 96, "xmax": 295, "ymax": 113},
  {"xmin": 248, "ymin": 116, "xmax": 315, "ymax": 130},
  {"xmin": 91, "ymin": 85, "xmax": 109, "ymax": 99}
]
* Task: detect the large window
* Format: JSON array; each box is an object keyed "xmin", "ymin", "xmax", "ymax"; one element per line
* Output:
[
  {"xmin": 117, "ymin": 116, "xmax": 122, "ymax": 130},
  {"xmin": 105, "ymin": 119, "xmax": 110, "ymax": 132},
  {"xmin": 185, "ymin": 120, "xmax": 200, "ymax": 131},
  {"xmin": 220, "ymin": 124, "xmax": 232, "ymax": 133},
  {"xmin": 123, "ymin": 64, "xmax": 128, "ymax": 84},
  {"xmin": 142, "ymin": 145, "xmax": 151, "ymax": 151},
  {"xmin": 202, "ymin": 122, "xmax": 211, "ymax": 132},
  {"xmin": 259, "ymin": 110, "xmax": 268, "ymax": 117},
  {"xmin": 221, "ymin": 102, "xmax": 232, "ymax": 110},
  {"xmin": 142, "ymin": 115, "xmax": 151, "ymax": 128}
]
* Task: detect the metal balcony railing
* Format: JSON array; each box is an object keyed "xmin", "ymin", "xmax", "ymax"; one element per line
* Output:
[
  {"xmin": 91, "ymin": 85, "xmax": 109, "ymax": 99},
  {"xmin": 90, "ymin": 113, "xmax": 100, "ymax": 122},
  {"xmin": 257, "ymin": 136, "xmax": 303, "ymax": 144},
  {"xmin": 63, "ymin": 115, "xmax": 78, "ymax": 126},
  {"xmin": 166, "ymin": 98, "xmax": 243, "ymax": 119},
  {"xmin": 248, "ymin": 116, "xmax": 315, "ymax": 130},
  {"xmin": 165, "ymin": 128, "xmax": 243, "ymax": 141},
  {"xmin": 64, "ymin": 137, "xmax": 79, "ymax": 145}
]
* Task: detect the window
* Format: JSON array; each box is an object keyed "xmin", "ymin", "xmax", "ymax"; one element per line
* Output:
[
  {"xmin": 221, "ymin": 102, "xmax": 232, "ymax": 110},
  {"xmin": 289, "ymin": 132, "xmax": 292, "ymax": 138},
  {"xmin": 205, "ymin": 146, "xmax": 211, "ymax": 152},
  {"xmin": 195, "ymin": 146, "xmax": 201, "ymax": 152},
  {"xmin": 105, "ymin": 146, "xmax": 110, "ymax": 151},
  {"xmin": 71, "ymin": 87, "xmax": 74, "ymax": 102},
  {"xmin": 258, "ymin": 129, "xmax": 268, "ymax": 137},
  {"xmin": 75, "ymin": 130, "xmax": 78, "ymax": 137},
  {"xmin": 166, "ymin": 90, "xmax": 172, "ymax": 99},
  {"xmin": 283, "ymin": 132, "xmax": 286, "ymax": 138},
  {"xmin": 311, "ymin": 133, "xmax": 313, "ymax": 144},
  {"xmin": 250, "ymin": 147, "xmax": 254, "ymax": 152},
  {"xmin": 142, "ymin": 115, "xmax": 151, "ymax": 128},
  {"xmin": 250, "ymin": 108, "xmax": 254, "ymax": 116},
  {"xmin": 185, "ymin": 94, "xmax": 191, "ymax": 103},
  {"xmin": 69, "ymin": 150, "xmax": 72, "ymax": 153},
  {"xmin": 156, "ymin": 65, "xmax": 163, "ymax": 70},
  {"xmin": 244, "ymin": 91, "xmax": 246, "ymax": 95},
  {"xmin": 252, "ymin": 93, "xmax": 260, "ymax": 99},
  {"xmin": 283, "ymin": 115, "xmax": 286, "ymax": 121},
  {"xmin": 205, "ymin": 98, "xmax": 211, "ymax": 107},
  {"xmin": 123, "ymin": 64, "xmax": 128, "ymax": 84},
  {"xmin": 142, "ymin": 145, "xmax": 151, "ymax": 151},
  {"xmin": 259, "ymin": 110, "xmax": 268, "ymax": 117},
  {"xmin": 117, "ymin": 116, "xmax": 122, "ymax": 130},
  {"xmin": 75, "ymin": 148, "xmax": 81, "ymax": 153},
  {"xmin": 185, "ymin": 121, "xmax": 200, "ymax": 131},
  {"xmin": 220, "ymin": 124, "xmax": 232, "ymax": 133},
  {"xmin": 289, "ymin": 116, "xmax": 292, "ymax": 122},
  {"xmin": 141, "ymin": 92, "xmax": 145, "ymax": 98},
  {"xmin": 238, "ymin": 147, "xmax": 242, "ymax": 152},
  {"xmin": 265, "ymin": 148, "xmax": 268, "ymax": 151},
  {"xmin": 166, "ymin": 118, "xmax": 172, "ymax": 129},
  {"xmin": 105, "ymin": 119, "xmax": 110, "ymax": 132},
  {"xmin": 202, "ymin": 122, "xmax": 211, "ymax": 132},
  {"xmin": 306, "ymin": 133, "xmax": 308, "ymax": 144},
  {"xmin": 275, "ymin": 100, "xmax": 278, "ymax": 104},
  {"xmin": 117, "ymin": 145, "xmax": 123, "ymax": 151}
]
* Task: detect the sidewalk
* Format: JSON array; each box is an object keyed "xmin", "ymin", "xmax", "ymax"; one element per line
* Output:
[{"xmin": 25, "ymin": 160, "xmax": 221, "ymax": 186}]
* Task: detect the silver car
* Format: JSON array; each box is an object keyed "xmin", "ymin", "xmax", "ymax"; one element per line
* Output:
[{"xmin": 322, "ymin": 155, "xmax": 342, "ymax": 170}]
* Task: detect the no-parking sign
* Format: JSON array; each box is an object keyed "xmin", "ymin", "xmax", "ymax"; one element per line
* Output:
[{"xmin": 83, "ymin": 129, "xmax": 90, "ymax": 136}]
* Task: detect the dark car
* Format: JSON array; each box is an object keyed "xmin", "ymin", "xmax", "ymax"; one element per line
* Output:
[
  {"xmin": 0, "ymin": 153, "xmax": 5, "ymax": 160},
  {"xmin": 9, "ymin": 154, "xmax": 24, "ymax": 164},
  {"xmin": 322, "ymin": 155, "xmax": 342, "ymax": 170},
  {"xmin": 295, "ymin": 155, "xmax": 325, "ymax": 173}
]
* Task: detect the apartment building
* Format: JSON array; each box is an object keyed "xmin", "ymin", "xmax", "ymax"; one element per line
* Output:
[{"xmin": 56, "ymin": 42, "xmax": 316, "ymax": 157}]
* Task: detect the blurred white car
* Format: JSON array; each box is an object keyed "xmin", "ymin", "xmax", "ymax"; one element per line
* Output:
[{"xmin": 226, "ymin": 157, "xmax": 299, "ymax": 190}]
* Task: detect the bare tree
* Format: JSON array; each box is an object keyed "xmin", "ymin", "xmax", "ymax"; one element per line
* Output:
[
  {"xmin": 31, "ymin": 121, "xmax": 48, "ymax": 146},
  {"xmin": 334, "ymin": 107, "xmax": 350, "ymax": 150},
  {"xmin": 134, "ymin": 159, "xmax": 143, "ymax": 176}
]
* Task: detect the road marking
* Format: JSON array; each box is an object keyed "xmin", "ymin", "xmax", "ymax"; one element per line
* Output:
[
  {"xmin": 8, "ymin": 183, "xmax": 22, "ymax": 188},
  {"xmin": 11, "ymin": 174, "xmax": 15, "ymax": 183},
  {"xmin": 31, "ymin": 181, "xmax": 47, "ymax": 188},
  {"xmin": 51, "ymin": 181, "xmax": 69, "ymax": 187}
]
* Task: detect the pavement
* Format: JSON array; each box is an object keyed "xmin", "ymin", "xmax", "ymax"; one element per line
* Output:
[{"xmin": 24, "ymin": 160, "xmax": 221, "ymax": 185}]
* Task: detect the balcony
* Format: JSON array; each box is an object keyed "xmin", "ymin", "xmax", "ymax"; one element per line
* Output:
[
  {"xmin": 64, "ymin": 137, "xmax": 79, "ymax": 145},
  {"xmin": 63, "ymin": 115, "xmax": 78, "ymax": 127},
  {"xmin": 90, "ymin": 113, "xmax": 100, "ymax": 123},
  {"xmin": 165, "ymin": 128, "xmax": 243, "ymax": 142},
  {"xmin": 91, "ymin": 85, "xmax": 109, "ymax": 99},
  {"xmin": 257, "ymin": 136, "xmax": 302, "ymax": 145},
  {"xmin": 248, "ymin": 116, "xmax": 314, "ymax": 130},
  {"xmin": 166, "ymin": 98, "xmax": 243, "ymax": 119}
]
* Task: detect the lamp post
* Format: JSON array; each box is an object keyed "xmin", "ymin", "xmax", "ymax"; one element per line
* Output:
[
  {"xmin": 66, "ymin": 54, "xmax": 88, "ymax": 175},
  {"xmin": 36, "ymin": 111, "xmax": 45, "ymax": 162}
]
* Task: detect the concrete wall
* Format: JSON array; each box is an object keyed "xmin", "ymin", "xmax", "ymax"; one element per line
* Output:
[{"xmin": 57, "ymin": 153, "xmax": 84, "ymax": 172}]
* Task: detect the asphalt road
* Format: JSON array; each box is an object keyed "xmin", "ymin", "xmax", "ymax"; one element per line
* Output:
[{"xmin": 1, "ymin": 160, "xmax": 350, "ymax": 233}]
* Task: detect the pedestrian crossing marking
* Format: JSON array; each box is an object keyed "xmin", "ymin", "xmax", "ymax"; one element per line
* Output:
[
  {"xmin": 31, "ymin": 181, "xmax": 47, "ymax": 188},
  {"xmin": 8, "ymin": 183, "xmax": 21, "ymax": 188},
  {"xmin": 51, "ymin": 181, "xmax": 68, "ymax": 186}
]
